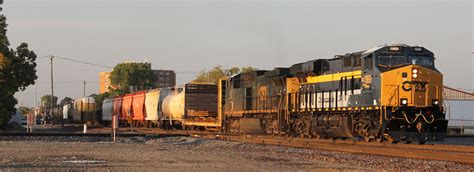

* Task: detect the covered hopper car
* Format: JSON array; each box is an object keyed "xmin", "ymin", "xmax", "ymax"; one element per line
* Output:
[{"xmin": 145, "ymin": 88, "xmax": 173, "ymax": 127}]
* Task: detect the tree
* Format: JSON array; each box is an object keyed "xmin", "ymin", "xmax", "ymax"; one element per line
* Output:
[
  {"xmin": 89, "ymin": 92, "xmax": 111, "ymax": 109},
  {"xmin": 192, "ymin": 65, "xmax": 256, "ymax": 84},
  {"xmin": 17, "ymin": 106, "xmax": 30, "ymax": 116},
  {"xmin": 109, "ymin": 62, "xmax": 156, "ymax": 96},
  {"xmin": 59, "ymin": 97, "xmax": 74, "ymax": 105},
  {"xmin": 40, "ymin": 95, "xmax": 58, "ymax": 108},
  {"xmin": 241, "ymin": 67, "xmax": 257, "ymax": 73},
  {"xmin": 0, "ymin": 2, "xmax": 37, "ymax": 128}
]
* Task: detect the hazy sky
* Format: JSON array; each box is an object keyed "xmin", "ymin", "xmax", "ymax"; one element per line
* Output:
[{"xmin": 4, "ymin": 0, "xmax": 472, "ymax": 107}]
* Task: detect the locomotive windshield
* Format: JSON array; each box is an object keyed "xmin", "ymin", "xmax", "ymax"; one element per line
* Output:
[
  {"xmin": 377, "ymin": 56, "xmax": 434, "ymax": 68},
  {"xmin": 410, "ymin": 56, "xmax": 434, "ymax": 68}
]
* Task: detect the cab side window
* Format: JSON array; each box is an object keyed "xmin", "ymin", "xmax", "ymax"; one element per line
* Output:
[{"xmin": 364, "ymin": 55, "xmax": 373, "ymax": 69}]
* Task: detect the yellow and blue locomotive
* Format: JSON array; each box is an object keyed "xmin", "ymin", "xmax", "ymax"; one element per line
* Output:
[{"xmin": 220, "ymin": 44, "xmax": 447, "ymax": 143}]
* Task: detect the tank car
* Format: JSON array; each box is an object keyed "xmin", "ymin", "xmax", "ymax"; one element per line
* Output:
[
  {"xmin": 72, "ymin": 97, "xmax": 100, "ymax": 125},
  {"xmin": 220, "ymin": 44, "xmax": 447, "ymax": 143},
  {"xmin": 101, "ymin": 98, "xmax": 114, "ymax": 126}
]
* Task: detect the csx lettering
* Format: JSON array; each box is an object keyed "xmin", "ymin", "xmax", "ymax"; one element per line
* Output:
[{"xmin": 401, "ymin": 81, "xmax": 427, "ymax": 92}]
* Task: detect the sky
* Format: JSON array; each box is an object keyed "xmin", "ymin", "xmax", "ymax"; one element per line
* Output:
[{"xmin": 3, "ymin": 0, "xmax": 472, "ymax": 107}]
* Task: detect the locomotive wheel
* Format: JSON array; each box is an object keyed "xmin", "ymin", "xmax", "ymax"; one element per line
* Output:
[{"xmin": 387, "ymin": 137, "xmax": 395, "ymax": 144}]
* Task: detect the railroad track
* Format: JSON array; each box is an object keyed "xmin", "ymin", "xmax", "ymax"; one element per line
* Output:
[
  {"xmin": 3, "ymin": 127, "xmax": 473, "ymax": 164},
  {"xmin": 208, "ymin": 134, "xmax": 474, "ymax": 165}
]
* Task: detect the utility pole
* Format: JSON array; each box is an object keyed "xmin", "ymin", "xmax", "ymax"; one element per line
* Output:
[
  {"xmin": 50, "ymin": 56, "xmax": 54, "ymax": 125},
  {"xmin": 35, "ymin": 83, "xmax": 37, "ymax": 108},
  {"xmin": 83, "ymin": 81, "xmax": 86, "ymax": 97}
]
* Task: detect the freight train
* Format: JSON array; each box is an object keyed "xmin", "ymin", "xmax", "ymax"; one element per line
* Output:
[{"xmin": 97, "ymin": 44, "xmax": 446, "ymax": 143}]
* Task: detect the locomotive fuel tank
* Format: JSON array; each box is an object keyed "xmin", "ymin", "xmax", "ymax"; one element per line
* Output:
[{"xmin": 312, "ymin": 114, "xmax": 354, "ymax": 138}]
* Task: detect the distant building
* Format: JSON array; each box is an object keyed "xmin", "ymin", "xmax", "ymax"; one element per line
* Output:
[
  {"xmin": 99, "ymin": 69, "xmax": 176, "ymax": 94},
  {"xmin": 152, "ymin": 70, "xmax": 176, "ymax": 88},
  {"xmin": 443, "ymin": 86, "xmax": 474, "ymax": 127},
  {"xmin": 99, "ymin": 72, "xmax": 112, "ymax": 94}
]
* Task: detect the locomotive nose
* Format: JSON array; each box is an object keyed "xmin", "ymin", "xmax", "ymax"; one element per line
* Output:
[{"xmin": 397, "ymin": 65, "xmax": 442, "ymax": 107}]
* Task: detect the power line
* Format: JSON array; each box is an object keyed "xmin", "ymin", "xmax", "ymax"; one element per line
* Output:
[
  {"xmin": 38, "ymin": 55, "xmax": 113, "ymax": 68},
  {"xmin": 38, "ymin": 55, "xmax": 201, "ymax": 74}
]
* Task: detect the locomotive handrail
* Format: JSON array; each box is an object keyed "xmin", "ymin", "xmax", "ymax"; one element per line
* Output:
[{"xmin": 402, "ymin": 111, "xmax": 435, "ymax": 124}]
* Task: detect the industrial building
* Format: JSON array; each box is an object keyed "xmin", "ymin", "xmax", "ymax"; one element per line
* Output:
[
  {"xmin": 152, "ymin": 70, "xmax": 176, "ymax": 88},
  {"xmin": 443, "ymin": 86, "xmax": 474, "ymax": 128}
]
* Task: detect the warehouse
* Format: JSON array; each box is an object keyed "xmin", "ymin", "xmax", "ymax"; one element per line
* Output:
[{"xmin": 444, "ymin": 86, "xmax": 474, "ymax": 134}]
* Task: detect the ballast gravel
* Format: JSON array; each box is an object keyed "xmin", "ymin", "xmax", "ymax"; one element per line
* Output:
[{"xmin": 0, "ymin": 136, "xmax": 472, "ymax": 171}]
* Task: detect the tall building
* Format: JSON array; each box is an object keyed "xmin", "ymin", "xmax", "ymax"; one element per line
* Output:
[
  {"xmin": 153, "ymin": 70, "xmax": 176, "ymax": 88},
  {"xmin": 99, "ymin": 69, "xmax": 176, "ymax": 94},
  {"xmin": 99, "ymin": 72, "xmax": 112, "ymax": 94}
]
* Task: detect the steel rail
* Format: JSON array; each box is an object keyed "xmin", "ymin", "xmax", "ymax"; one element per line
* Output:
[{"xmin": 214, "ymin": 134, "xmax": 474, "ymax": 165}]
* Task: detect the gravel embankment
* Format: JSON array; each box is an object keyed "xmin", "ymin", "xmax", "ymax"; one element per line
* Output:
[{"xmin": 0, "ymin": 136, "xmax": 472, "ymax": 171}]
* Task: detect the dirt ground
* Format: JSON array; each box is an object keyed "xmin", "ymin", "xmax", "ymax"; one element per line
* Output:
[{"xmin": 0, "ymin": 136, "xmax": 472, "ymax": 171}]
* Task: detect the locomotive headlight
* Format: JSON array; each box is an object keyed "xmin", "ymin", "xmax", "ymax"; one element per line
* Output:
[
  {"xmin": 412, "ymin": 69, "xmax": 418, "ymax": 74},
  {"xmin": 400, "ymin": 98, "xmax": 408, "ymax": 106},
  {"xmin": 432, "ymin": 99, "xmax": 439, "ymax": 106},
  {"xmin": 412, "ymin": 73, "xmax": 418, "ymax": 79}
]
